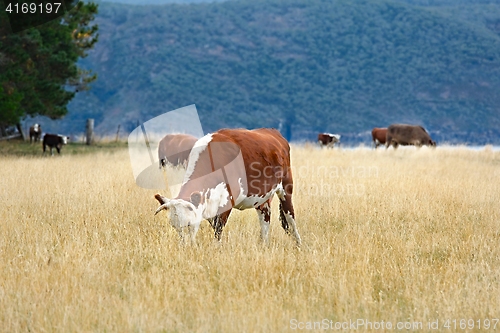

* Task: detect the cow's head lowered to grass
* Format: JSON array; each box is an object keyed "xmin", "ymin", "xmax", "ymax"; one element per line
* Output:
[
  {"xmin": 154, "ymin": 128, "xmax": 301, "ymax": 246},
  {"xmin": 154, "ymin": 182, "xmax": 230, "ymax": 242}
]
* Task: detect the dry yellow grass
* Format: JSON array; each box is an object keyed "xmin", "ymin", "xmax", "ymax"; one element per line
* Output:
[{"xmin": 1, "ymin": 145, "xmax": 499, "ymax": 332}]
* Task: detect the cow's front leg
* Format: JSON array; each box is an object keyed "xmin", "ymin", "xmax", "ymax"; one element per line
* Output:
[
  {"xmin": 188, "ymin": 223, "xmax": 200, "ymax": 244},
  {"xmin": 212, "ymin": 210, "xmax": 231, "ymax": 241},
  {"xmin": 207, "ymin": 217, "xmax": 216, "ymax": 230},
  {"xmin": 172, "ymin": 225, "xmax": 185, "ymax": 244}
]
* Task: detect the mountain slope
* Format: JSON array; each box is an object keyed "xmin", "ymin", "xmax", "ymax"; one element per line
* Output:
[{"xmin": 38, "ymin": 0, "xmax": 500, "ymax": 144}]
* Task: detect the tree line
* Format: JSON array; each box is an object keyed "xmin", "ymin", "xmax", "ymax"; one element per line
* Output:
[{"xmin": 0, "ymin": 0, "xmax": 99, "ymax": 136}]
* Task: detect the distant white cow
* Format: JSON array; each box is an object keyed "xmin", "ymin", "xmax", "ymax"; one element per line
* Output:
[
  {"xmin": 317, "ymin": 133, "xmax": 341, "ymax": 148},
  {"xmin": 29, "ymin": 124, "xmax": 41, "ymax": 143}
]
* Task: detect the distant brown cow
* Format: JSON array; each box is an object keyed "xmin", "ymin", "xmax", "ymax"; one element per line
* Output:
[
  {"xmin": 29, "ymin": 124, "xmax": 41, "ymax": 143},
  {"xmin": 386, "ymin": 124, "xmax": 436, "ymax": 149},
  {"xmin": 157, "ymin": 133, "xmax": 198, "ymax": 169},
  {"xmin": 371, "ymin": 128, "xmax": 387, "ymax": 149}
]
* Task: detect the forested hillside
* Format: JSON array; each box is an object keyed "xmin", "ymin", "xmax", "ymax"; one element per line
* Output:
[
  {"xmin": 96, "ymin": 0, "xmax": 500, "ymax": 6},
  {"xmin": 38, "ymin": 0, "xmax": 500, "ymax": 144},
  {"xmin": 94, "ymin": 0, "xmax": 226, "ymax": 4}
]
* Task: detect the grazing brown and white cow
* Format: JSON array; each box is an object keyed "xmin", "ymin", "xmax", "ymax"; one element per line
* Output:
[
  {"xmin": 154, "ymin": 128, "xmax": 301, "ymax": 246},
  {"xmin": 157, "ymin": 133, "xmax": 197, "ymax": 169},
  {"xmin": 386, "ymin": 124, "xmax": 436, "ymax": 149},
  {"xmin": 371, "ymin": 127, "xmax": 387, "ymax": 149},
  {"xmin": 318, "ymin": 133, "xmax": 341, "ymax": 148},
  {"xmin": 43, "ymin": 134, "xmax": 69, "ymax": 155},
  {"xmin": 29, "ymin": 124, "xmax": 41, "ymax": 143}
]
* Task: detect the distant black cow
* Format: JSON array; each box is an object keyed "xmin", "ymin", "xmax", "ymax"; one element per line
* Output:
[
  {"xmin": 29, "ymin": 124, "xmax": 41, "ymax": 143},
  {"xmin": 318, "ymin": 133, "xmax": 341, "ymax": 148},
  {"xmin": 43, "ymin": 134, "xmax": 69, "ymax": 155}
]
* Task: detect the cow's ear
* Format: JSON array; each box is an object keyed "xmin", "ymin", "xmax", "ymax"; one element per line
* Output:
[{"xmin": 190, "ymin": 192, "xmax": 202, "ymax": 208}]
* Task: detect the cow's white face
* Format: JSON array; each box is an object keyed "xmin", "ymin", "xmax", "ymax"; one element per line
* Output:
[
  {"xmin": 155, "ymin": 183, "xmax": 230, "ymax": 241},
  {"xmin": 61, "ymin": 136, "xmax": 68, "ymax": 145},
  {"xmin": 164, "ymin": 198, "xmax": 203, "ymax": 229}
]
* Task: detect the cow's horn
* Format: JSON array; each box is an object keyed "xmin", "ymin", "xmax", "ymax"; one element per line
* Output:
[{"xmin": 155, "ymin": 203, "xmax": 169, "ymax": 215}]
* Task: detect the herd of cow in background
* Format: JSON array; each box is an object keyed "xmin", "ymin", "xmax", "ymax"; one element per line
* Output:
[
  {"xmin": 318, "ymin": 124, "xmax": 436, "ymax": 149},
  {"xmin": 28, "ymin": 122, "xmax": 435, "ymax": 157},
  {"xmin": 28, "ymin": 123, "xmax": 69, "ymax": 155}
]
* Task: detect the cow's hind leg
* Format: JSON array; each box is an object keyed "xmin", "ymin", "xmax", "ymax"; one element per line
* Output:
[
  {"xmin": 256, "ymin": 199, "xmax": 272, "ymax": 244},
  {"xmin": 276, "ymin": 183, "xmax": 301, "ymax": 247}
]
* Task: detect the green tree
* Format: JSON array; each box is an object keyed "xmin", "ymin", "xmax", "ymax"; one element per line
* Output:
[{"xmin": 0, "ymin": 1, "xmax": 98, "ymax": 129}]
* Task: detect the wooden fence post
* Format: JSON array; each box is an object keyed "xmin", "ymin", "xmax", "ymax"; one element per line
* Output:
[
  {"xmin": 115, "ymin": 124, "xmax": 121, "ymax": 142},
  {"xmin": 86, "ymin": 119, "xmax": 94, "ymax": 145}
]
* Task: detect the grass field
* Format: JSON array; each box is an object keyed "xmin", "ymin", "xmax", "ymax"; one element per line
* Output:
[{"xmin": 1, "ymin": 143, "xmax": 499, "ymax": 332}]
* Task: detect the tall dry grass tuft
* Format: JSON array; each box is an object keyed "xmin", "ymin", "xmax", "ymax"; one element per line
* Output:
[{"xmin": 0, "ymin": 146, "xmax": 499, "ymax": 332}]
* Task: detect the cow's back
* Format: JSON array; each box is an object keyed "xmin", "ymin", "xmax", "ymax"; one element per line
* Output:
[
  {"xmin": 180, "ymin": 128, "xmax": 291, "ymax": 200},
  {"xmin": 216, "ymin": 128, "xmax": 290, "ymax": 168}
]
